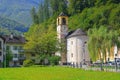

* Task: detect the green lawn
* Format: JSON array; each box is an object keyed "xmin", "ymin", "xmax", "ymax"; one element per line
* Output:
[{"xmin": 0, "ymin": 66, "xmax": 120, "ymax": 80}]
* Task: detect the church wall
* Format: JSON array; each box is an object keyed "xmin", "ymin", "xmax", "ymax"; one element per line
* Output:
[{"xmin": 67, "ymin": 35, "xmax": 90, "ymax": 66}]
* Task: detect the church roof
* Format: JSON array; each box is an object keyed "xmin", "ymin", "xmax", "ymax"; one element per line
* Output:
[
  {"xmin": 67, "ymin": 28, "xmax": 87, "ymax": 38},
  {"xmin": 59, "ymin": 12, "xmax": 67, "ymax": 16}
]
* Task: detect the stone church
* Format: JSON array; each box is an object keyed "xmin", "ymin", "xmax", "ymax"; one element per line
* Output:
[{"xmin": 56, "ymin": 12, "xmax": 90, "ymax": 67}]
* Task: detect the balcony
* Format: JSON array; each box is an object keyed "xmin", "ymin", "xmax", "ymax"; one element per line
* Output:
[
  {"xmin": 18, "ymin": 56, "xmax": 26, "ymax": 60},
  {"xmin": 13, "ymin": 58, "xmax": 18, "ymax": 61},
  {"xmin": 18, "ymin": 50, "xmax": 24, "ymax": 53}
]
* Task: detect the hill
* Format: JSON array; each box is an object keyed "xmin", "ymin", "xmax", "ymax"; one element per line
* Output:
[
  {"xmin": 68, "ymin": 3, "xmax": 120, "ymax": 31},
  {"xmin": 0, "ymin": 16, "xmax": 29, "ymax": 35},
  {"xmin": 0, "ymin": 0, "xmax": 42, "ymax": 27},
  {"xmin": 0, "ymin": 16, "xmax": 28, "ymax": 32}
]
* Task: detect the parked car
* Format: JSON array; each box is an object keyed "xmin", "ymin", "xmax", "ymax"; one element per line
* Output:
[
  {"xmin": 116, "ymin": 59, "xmax": 120, "ymax": 65},
  {"xmin": 106, "ymin": 61, "xmax": 115, "ymax": 66}
]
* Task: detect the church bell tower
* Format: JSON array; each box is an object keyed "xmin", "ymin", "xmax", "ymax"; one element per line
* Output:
[
  {"xmin": 57, "ymin": 12, "xmax": 68, "ymax": 42},
  {"xmin": 56, "ymin": 12, "xmax": 68, "ymax": 64}
]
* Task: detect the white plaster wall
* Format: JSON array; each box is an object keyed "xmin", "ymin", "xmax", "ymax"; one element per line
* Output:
[
  {"xmin": 77, "ymin": 38, "xmax": 83, "ymax": 65},
  {"xmin": 7, "ymin": 44, "xmax": 24, "ymax": 66},
  {"xmin": 7, "ymin": 44, "xmax": 19, "ymax": 54},
  {"xmin": 6, "ymin": 44, "xmax": 23, "ymax": 62},
  {"xmin": 67, "ymin": 37, "xmax": 77, "ymax": 64},
  {"xmin": 0, "ymin": 38, "xmax": 4, "ymax": 62},
  {"xmin": 78, "ymin": 36, "xmax": 90, "ymax": 62},
  {"xmin": 67, "ymin": 35, "xmax": 90, "ymax": 66},
  {"xmin": 57, "ymin": 25, "xmax": 68, "ymax": 40}
]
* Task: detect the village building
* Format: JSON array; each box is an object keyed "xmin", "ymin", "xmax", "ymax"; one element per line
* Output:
[
  {"xmin": 66, "ymin": 29, "xmax": 90, "ymax": 67},
  {"xmin": 0, "ymin": 34, "xmax": 26, "ymax": 67},
  {"xmin": 0, "ymin": 36, "xmax": 5, "ymax": 67}
]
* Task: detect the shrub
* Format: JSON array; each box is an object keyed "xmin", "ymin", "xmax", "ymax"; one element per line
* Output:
[
  {"xmin": 39, "ymin": 55, "xmax": 47, "ymax": 65},
  {"xmin": 23, "ymin": 59, "xmax": 34, "ymax": 67},
  {"xmin": 49, "ymin": 56, "xmax": 60, "ymax": 66}
]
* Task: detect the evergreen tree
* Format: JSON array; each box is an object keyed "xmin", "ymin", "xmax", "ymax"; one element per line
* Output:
[
  {"xmin": 44, "ymin": 0, "xmax": 50, "ymax": 21},
  {"xmin": 107, "ymin": 0, "xmax": 120, "ymax": 4},
  {"xmin": 68, "ymin": 0, "xmax": 95, "ymax": 15},
  {"xmin": 38, "ymin": 4, "xmax": 44, "ymax": 23},
  {"xmin": 50, "ymin": 0, "xmax": 68, "ymax": 15},
  {"xmin": 68, "ymin": 0, "xmax": 78, "ymax": 15},
  {"xmin": 31, "ymin": 7, "xmax": 39, "ymax": 24},
  {"xmin": 50, "ymin": 0, "xmax": 59, "ymax": 14},
  {"xmin": 95, "ymin": 0, "xmax": 107, "ymax": 6},
  {"xmin": 58, "ymin": 0, "xmax": 68, "ymax": 14}
]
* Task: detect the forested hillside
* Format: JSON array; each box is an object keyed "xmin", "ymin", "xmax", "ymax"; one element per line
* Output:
[
  {"xmin": 29, "ymin": 0, "xmax": 120, "ymax": 31},
  {"xmin": 69, "ymin": 3, "xmax": 120, "ymax": 31},
  {"xmin": 0, "ymin": 0, "xmax": 43, "ymax": 35},
  {"xmin": 0, "ymin": 27, "xmax": 21, "ymax": 35},
  {"xmin": 0, "ymin": 16, "xmax": 28, "ymax": 35},
  {"xmin": 0, "ymin": 16, "xmax": 28, "ymax": 31}
]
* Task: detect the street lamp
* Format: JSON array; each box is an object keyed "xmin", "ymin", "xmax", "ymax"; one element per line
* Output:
[{"xmin": 115, "ymin": 54, "xmax": 117, "ymax": 72}]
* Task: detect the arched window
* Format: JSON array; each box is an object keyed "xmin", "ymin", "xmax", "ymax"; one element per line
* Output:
[{"xmin": 62, "ymin": 18, "xmax": 66, "ymax": 25}]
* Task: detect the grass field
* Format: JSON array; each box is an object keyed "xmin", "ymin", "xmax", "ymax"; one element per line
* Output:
[{"xmin": 0, "ymin": 66, "xmax": 120, "ymax": 80}]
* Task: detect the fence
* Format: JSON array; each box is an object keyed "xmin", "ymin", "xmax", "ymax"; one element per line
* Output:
[{"xmin": 66, "ymin": 61, "xmax": 120, "ymax": 72}]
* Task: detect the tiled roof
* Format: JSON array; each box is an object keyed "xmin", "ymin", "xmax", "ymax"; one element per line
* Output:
[
  {"xmin": 67, "ymin": 28, "xmax": 87, "ymax": 38},
  {"xmin": 0, "ymin": 35, "xmax": 26, "ymax": 44},
  {"xmin": 65, "ymin": 30, "xmax": 75, "ymax": 38}
]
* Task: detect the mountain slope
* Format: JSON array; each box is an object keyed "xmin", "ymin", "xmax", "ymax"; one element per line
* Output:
[
  {"xmin": 0, "ymin": 16, "xmax": 28, "ymax": 32},
  {"xmin": 0, "ymin": 0, "xmax": 42, "ymax": 27}
]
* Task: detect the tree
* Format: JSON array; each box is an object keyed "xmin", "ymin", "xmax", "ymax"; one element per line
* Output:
[
  {"xmin": 32, "ymin": 1, "xmax": 50, "ymax": 24},
  {"xmin": 31, "ymin": 7, "xmax": 39, "ymax": 24},
  {"xmin": 87, "ymin": 26, "xmax": 119, "ymax": 70},
  {"xmin": 68, "ymin": 0, "xmax": 76, "ymax": 15},
  {"xmin": 58, "ymin": 0, "xmax": 68, "ymax": 14},
  {"xmin": 95, "ymin": 0, "xmax": 107, "ymax": 6},
  {"xmin": 44, "ymin": 0, "xmax": 50, "ymax": 21},
  {"xmin": 6, "ymin": 50, "xmax": 13, "ymax": 67},
  {"xmin": 107, "ymin": 0, "xmax": 120, "ymax": 4},
  {"xmin": 50, "ymin": 0, "xmax": 68, "ymax": 15},
  {"xmin": 24, "ymin": 24, "xmax": 58, "ymax": 56},
  {"xmin": 38, "ymin": 4, "xmax": 44, "ymax": 23},
  {"xmin": 68, "ymin": 0, "xmax": 95, "ymax": 15},
  {"xmin": 38, "ymin": 0, "xmax": 50, "ymax": 23}
]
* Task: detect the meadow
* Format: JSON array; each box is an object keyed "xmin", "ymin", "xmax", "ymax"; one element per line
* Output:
[{"xmin": 0, "ymin": 66, "xmax": 120, "ymax": 80}]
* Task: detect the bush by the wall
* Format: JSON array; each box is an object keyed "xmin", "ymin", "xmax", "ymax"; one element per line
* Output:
[
  {"xmin": 49, "ymin": 56, "xmax": 60, "ymax": 66},
  {"xmin": 23, "ymin": 59, "xmax": 34, "ymax": 67}
]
